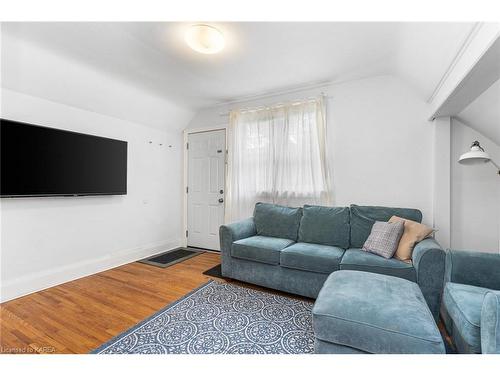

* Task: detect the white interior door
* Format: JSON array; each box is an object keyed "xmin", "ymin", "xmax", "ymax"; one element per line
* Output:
[{"xmin": 187, "ymin": 130, "xmax": 226, "ymax": 251}]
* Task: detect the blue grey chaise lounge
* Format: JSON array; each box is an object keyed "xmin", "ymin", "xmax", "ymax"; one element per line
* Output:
[{"xmin": 219, "ymin": 202, "xmax": 446, "ymax": 321}]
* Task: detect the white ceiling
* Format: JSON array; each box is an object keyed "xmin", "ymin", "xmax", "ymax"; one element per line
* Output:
[
  {"xmin": 2, "ymin": 22, "xmax": 476, "ymax": 110},
  {"xmin": 457, "ymin": 78, "xmax": 500, "ymax": 146}
]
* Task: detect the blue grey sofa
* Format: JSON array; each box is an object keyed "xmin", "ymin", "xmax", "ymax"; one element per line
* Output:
[
  {"xmin": 220, "ymin": 202, "xmax": 446, "ymax": 320},
  {"xmin": 441, "ymin": 250, "xmax": 500, "ymax": 354}
]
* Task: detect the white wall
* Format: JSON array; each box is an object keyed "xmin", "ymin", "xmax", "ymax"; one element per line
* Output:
[
  {"xmin": 432, "ymin": 117, "xmax": 451, "ymax": 248},
  {"xmin": 0, "ymin": 89, "xmax": 187, "ymax": 302},
  {"xmin": 1, "ymin": 30, "xmax": 194, "ymax": 131},
  {"xmin": 451, "ymin": 119, "xmax": 500, "ymax": 253},
  {"xmin": 0, "ymin": 31, "xmax": 194, "ymax": 302},
  {"xmin": 189, "ymin": 75, "xmax": 435, "ymax": 225}
]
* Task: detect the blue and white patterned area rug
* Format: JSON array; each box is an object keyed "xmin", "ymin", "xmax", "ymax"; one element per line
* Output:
[{"xmin": 92, "ymin": 280, "xmax": 314, "ymax": 354}]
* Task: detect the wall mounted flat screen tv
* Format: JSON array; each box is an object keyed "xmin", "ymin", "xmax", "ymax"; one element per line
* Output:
[{"xmin": 1, "ymin": 119, "xmax": 127, "ymax": 197}]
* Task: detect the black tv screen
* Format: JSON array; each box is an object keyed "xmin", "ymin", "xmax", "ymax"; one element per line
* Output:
[{"xmin": 1, "ymin": 119, "xmax": 127, "ymax": 197}]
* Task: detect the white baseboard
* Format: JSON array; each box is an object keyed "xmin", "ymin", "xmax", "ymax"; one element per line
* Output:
[{"xmin": 0, "ymin": 239, "xmax": 181, "ymax": 303}]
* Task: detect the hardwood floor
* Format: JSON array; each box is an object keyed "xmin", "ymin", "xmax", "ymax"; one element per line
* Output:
[
  {"xmin": 0, "ymin": 252, "xmax": 221, "ymax": 354},
  {"xmin": 1, "ymin": 252, "xmax": 454, "ymax": 354}
]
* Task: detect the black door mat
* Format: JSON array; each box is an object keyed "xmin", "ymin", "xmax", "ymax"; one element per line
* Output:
[
  {"xmin": 139, "ymin": 248, "xmax": 204, "ymax": 268},
  {"xmin": 202, "ymin": 264, "xmax": 223, "ymax": 278}
]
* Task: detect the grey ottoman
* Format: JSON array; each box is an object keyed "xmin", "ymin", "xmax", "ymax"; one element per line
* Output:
[{"xmin": 312, "ymin": 270, "xmax": 445, "ymax": 354}]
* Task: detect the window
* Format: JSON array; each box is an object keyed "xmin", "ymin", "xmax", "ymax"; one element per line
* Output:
[{"xmin": 226, "ymin": 97, "xmax": 332, "ymax": 222}]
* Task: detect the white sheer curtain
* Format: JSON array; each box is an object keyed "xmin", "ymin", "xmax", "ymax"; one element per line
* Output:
[{"xmin": 226, "ymin": 97, "xmax": 332, "ymax": 222}]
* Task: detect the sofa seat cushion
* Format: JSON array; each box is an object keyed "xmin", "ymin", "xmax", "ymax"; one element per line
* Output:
[
  {"xmin": 280, "ymin": 242, "xmax": 345, "ymax": 274},
  {"xmin": 350, "ymin": 204, "xmax": 422, "ymax": 248},
  {"xmin": 231, "ymin": 235, "xmax": 294, "ymax": 265},
  {"xmin": 313, "ymin": 270, "xmax": 445, "ymax": 354},
  {"xmin": 339, "ymin": 248, "xmax": 416, "ymax": 282},
  {"xmin": 298, "ymin": 205, "xmax": 350, "ymax": 248},
  {"xmin": 442, "ymin": 282, "xmax": 491, "ymax": 353}
]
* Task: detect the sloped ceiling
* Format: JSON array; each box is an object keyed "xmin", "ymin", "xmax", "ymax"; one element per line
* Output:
[
  {"xmin": 2, "ymin": 22, "xmax": 476, "ymax": 110},
  {"xmin": 457, "ymin": 78, "xmax": 500, "ymax": 146}
]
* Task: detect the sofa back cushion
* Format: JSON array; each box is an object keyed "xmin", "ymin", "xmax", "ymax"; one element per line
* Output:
[
  {"xmin": 298, "ymin": 205, "xmax": 350, "ymax": 248},
  {"xmin": 350, "ymin": 204, "xmax": 422, "ymax": 248},
  {"xmin": 253, "ymin": 202, "xmax": 302, "ymax": 241}
]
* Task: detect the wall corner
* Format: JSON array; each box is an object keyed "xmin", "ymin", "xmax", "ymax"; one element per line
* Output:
[{"xmin": 432, "ymin": 117, "xmax": 452, "ymax": 249}]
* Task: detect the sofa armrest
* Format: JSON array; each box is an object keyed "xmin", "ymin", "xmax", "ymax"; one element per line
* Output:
[
  {"xmin": 219, "ymin": 217, "xmax": 255, "ymax": 260},
  {"xmin": 444, "ymin": 250, "xmax": 500, "ymax": 290},
  {"xmin": 412, "ymin": 238, "xmax": 446, "ymax": 321},
  {"xmin": 219, "ymin": 218, "xmax": 256, "ymax": 251},
  {"xmin": 481, "ymin": 292, "xmax": 500, "ymax": 354},
  {"xmin": 219, "ymin": 218, "xmax": 256, "ymax": 278}
]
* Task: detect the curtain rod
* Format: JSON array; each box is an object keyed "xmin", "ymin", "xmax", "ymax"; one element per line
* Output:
[{"xmin": 218, "ymin": 93, "xmax": 332, "ymax": 117}]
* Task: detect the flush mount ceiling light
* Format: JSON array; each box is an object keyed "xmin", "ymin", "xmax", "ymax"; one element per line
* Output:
[{"xmin": 185, "ymin": 24, "xmax": 225, "ymax": 54}]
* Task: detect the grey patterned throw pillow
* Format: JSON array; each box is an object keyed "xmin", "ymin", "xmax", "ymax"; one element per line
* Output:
[{"xmin": 362, "ymin": 220, "xmax": 405, "ymax": 259}]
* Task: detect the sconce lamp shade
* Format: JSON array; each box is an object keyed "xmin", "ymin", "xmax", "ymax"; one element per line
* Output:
[{"xmin": 458, "ymin": 141, "xmax": 491, "ymax": 165}]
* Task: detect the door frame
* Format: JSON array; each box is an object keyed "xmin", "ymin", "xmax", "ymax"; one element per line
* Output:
[{"xmin": 182, "ymin": 126, "xmax": 228, "ymax": 249}]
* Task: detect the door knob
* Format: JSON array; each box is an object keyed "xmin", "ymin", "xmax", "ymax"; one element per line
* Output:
[{"xmin": 218, "ymin": 198, "xmax": 224, "ymax": 203}]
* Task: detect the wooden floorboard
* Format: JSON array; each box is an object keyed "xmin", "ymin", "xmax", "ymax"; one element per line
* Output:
[{"xmin": 0, "ymin": 252, "xmax": 221, "ymax": 354}]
